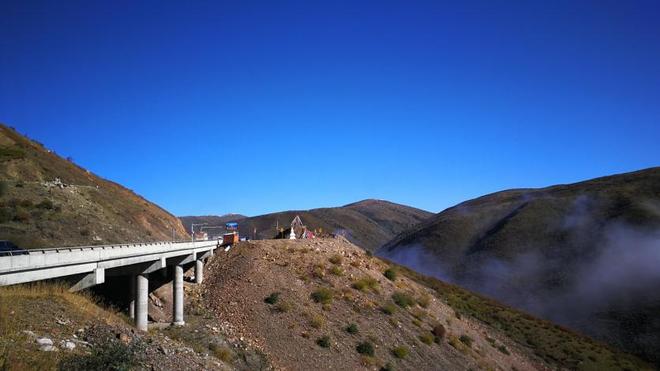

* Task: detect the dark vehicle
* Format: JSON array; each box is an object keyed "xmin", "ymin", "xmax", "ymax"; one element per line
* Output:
[{"xmin": 0, "ymin": 240, "xmax": 29, "ymax": 256}]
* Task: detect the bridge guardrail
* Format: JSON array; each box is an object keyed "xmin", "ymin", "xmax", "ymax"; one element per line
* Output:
[{"xmin": 0, "ymin": 240, "xmax": 220, "ymax": 257}]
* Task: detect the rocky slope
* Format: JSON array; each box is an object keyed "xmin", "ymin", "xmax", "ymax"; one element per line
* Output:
[
  {"xmin": 200, "ymin": 238, "xmax": 649, "ymax": 370},
  {"xmin": 379, "ymin": 167, "xmax": 660, "ymax": 364},
  {"xmin": 183, "ymin": 199, "xmax": 433, "ymax": 252},
  {"xmin": 0, "ymin": 124, "xmax": 189, "ymax": 248}
]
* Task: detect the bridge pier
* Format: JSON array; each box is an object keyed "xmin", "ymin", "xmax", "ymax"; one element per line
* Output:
[
  {"xmin": 136, "ymin": 274, "xmax": 149, "ymax": 331},
  {"xmin": 129, "ymin": 274, "xmax": 136, "ymax": 320},
  {"xmin": 173, "ymin": 265, "xmax": 184, "ymax": 326},
  {"xmin": 195, "ymin": 259, "xmax": 203, "ymax": 284}
]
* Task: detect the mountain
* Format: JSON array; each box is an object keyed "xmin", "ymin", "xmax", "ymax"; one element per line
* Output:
[
  {"xmin": 183, "ymin": 199, "xmax": 433, "ymax": 251},
  {"xmin": 0, "ymin": 124, "xmax": 189, "ymax": 248},
  {"xmin": 379, "ymin": 167, "xmax": 660, "ymax": 364},
  {"xmin": 179, "ymin": 214, "xmax": 247, "ymax": 236},
  {"xmin": 201, "ymin": 238, "xmax": 649, "ymax": 370}
]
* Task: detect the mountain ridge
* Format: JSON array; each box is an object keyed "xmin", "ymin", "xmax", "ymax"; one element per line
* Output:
[{"xmin": 379, "ymin": 166, "xmax": 660, "ymax": 364}]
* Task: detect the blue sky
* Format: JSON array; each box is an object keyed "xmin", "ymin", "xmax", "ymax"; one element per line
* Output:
[{"xmin": 1, "ymin": 1, "xmax": 659, "ymax": 216}]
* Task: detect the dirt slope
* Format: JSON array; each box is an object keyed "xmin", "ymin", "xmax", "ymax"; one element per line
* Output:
[
  {"xmin": 201, "ymin": 239, "xmax": 648, "ymax": 371},
  {"xmin": 0, "ymin": 124, "xmax": 189, "ymax": 248},
  {"xmin": 379, "ymin": 167, "xmax": 660, "ymax": 364}
]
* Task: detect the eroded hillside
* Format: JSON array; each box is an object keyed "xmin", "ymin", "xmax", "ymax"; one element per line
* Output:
[
  {"xmin": 200, "ymin": 238, "xmax": 648, "ymax": 370},
  {"xmin": 0, "ymin": 124, "xmax": 188, "ymax": 248}
]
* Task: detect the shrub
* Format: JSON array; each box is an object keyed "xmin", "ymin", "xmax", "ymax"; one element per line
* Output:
[
  {"xmin": 416, "ymin": 294, "xmax": 431, "ymax": 308},
  {"xmin": 13, "ymin": 207, "xmax": 30, "ymax": 222},
  {"xmin": 79, "ymin": 228, "xmax": 90, "ymax": 236},
  {"xmin": 391, "ymin": 346, "xmax": 409, "ymax": 359},
  {"xmin": 383, "ymin": 268, "xmax": 397, "ymax": 281},
  {"xmin": 391, "ymin": 292, "xmax": 415, "ymax": 308},
  {"xmin": 459, "ymin": 334, "xmax": 473, "ymax": 347},
  {"xmin": 432, "ymin": 324, "xmax": 446, "ymax": 342},
  {"xmin": 209, "ymin": 343, "xmax": 233, "ymax": 363},
  {"xmin": 36, "ymin": 199, "xmax": 54, "ymax": 210},
  {"xmin": 312, "ymin": 264, "xmax": 326, "ymax": 279},
  {"xmin": 380, "ymin": 363, "xmax": 394, "ymax": 371},
  {"xmin": 356, "ymin": 341, "xmax": 375, "ymax": 356},
  {"xmin": 60, "ymin": 339, "xmax": 144, "ymax": 370},
  {"xmin": 330, "ymin": 266, "xmax": 344, "ymax": 276},
  {"xmin": 0, "ymin": 146, "xmax": 25, "ymax": 161},
  {"xmin": 316, "ymin": 336, "xmax": 331, "ymax": 348},
  {"xmin": 352, "ymin": 277, "xmax": 378, "ymax": 292},
  {"xmin": 346, "ymin": 323, "xmax": 359, "ymax": 334},
  {"xmin": 264, "ymin": 292, "xmax": 280, "ymax": 305},
  {"xmin": 381, "ymin": 303, "xmax": 397, "ymax": 315},
  {"xmin": 419, "ymin": 333, "xmax": 434, "ymax": 345},
  {"xmin": 329, "ymin": 254, "xmax": 343, "ymax": 265},
  {"xmin": 310, "ymin": 314, "xmax": 325, "ymax": 328},
  {"xmin": 311, "ymin": 288, "xmax": 333, "ymax": 304},
  {"xmin": 275, "ymin": 300, "xmax": 291, "ymax": 313},
  {"xmin": 498, "ymin": 345, "xmax": 510, "ymax": 355},
  {"xmin": 18, "ymin": 199, "xmax": 33, "ymax": 208}
]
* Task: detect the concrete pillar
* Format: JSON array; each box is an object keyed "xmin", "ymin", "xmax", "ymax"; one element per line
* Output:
[
  {"xmin": 173, "ymin": 265, "xmax": 184, "ymax": 325},
  {"xmin": 136, "ymin": 274, "xmax": 148, "ymax": 331},
  {"xmin": 129, "ymin": 274, "xmax": 136, "ymax": 320},
  {"xmin": 195, "ymin": 259, "xmax": 203, "ymax": 284}
]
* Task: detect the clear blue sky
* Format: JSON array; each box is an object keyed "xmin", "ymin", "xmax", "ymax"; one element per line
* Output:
[{"xmin": 1, "ymin": 1, "xmax": 659, "ymax": 216}]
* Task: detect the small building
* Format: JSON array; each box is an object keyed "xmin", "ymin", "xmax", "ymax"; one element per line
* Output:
[{"xmin": 195, "ymin": 231, "xmax": 208, "ymax": 241}]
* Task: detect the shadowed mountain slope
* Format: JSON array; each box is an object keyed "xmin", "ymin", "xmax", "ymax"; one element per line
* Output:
[
  {"xmin": 379, "ymin": 167, "xmax": 660, "ymax": 364},
  {"xmin": 0, "ymin": 124, "xmax": 189, "ymax": 248}
]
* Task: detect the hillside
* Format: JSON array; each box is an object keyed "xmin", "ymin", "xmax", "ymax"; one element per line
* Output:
[
  {"xmin": 379, "ymin": 167, "xmax": 660, "ymax": 364},
  {"xmin": 0, "ymin": 283, "xmax": 234, "ymax": 370},
  {"xmin": 200, "ymin": 238, "xmax": 649, "ymax": 370},
  {"xmin": 183, "ymin": 200, "xmax": 433, "ymax": 251},
  {"xmin": 0, "ymin": 124, "xmax": 189, "ymax": 248}
]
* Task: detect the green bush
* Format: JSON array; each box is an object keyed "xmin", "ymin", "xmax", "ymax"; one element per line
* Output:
[
  {"xmin": 0, "ymin": 146, "xmax": 25, "ymax": 161},
  {"xmin": 36, "ymin": 199, "xmax": 54, "ymax": 210},
  {"xmin": 346, "ymin": 323, "xmax": 359, "ymax": 334},
  {"xmin": 419, "ymin": 333, "xmax": 434, "ymax": 345},
  {"xmin": 352, "ymin": 277, "xmax": 378, "ymax": 292},
  {"xmin": 381, "ymin": 303, "xmax": 397, "ymax": 315},
  {"xmin": 316, "ymin": 336, "xmax": 331, "ymax": 348},
  {"xmin": 392, "ymin": 292, "xmax": 415, "ymax": 308},
  {"xmin": 209, "ymin": 343, "xmax": 233, "ymax": 363},
  {"xmin": 498, "ymin": 344, "xmax": 510, "ymax": 355},
  {"xmin": 59, "ymin": 339, "xmax": 144, "ymax": 371},
  {"xmin": 383, "ymin": 268, "xmax": 397, "ymax": 281},
  {"xmin": 311, "ymin": 288, "xmax": 333, "ymax": 304},
  {"xmin": 459, "ymin": 334, "xmax": 473, "ymax": 347},
  {"xmin": 356, "ymin": 341, "xmax": 374, "ymax": 356},
  {"xmin": 391, "ymin": 346, "xmax": 409, "ymax": 359},
  {"xmin": 264, "ymin": 292, "xmax": 280, "ymax": 305},
  {"xmin": 328, "ymin": 254, "xmax": 343, "ymax": 265},
  {"xmin": 330, "ymin": 266, "xmax": 344, "ymax": 276}
]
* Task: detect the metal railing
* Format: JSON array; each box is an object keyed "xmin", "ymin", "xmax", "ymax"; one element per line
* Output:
[{"xmin": 0, "ymin": 239, "xmax": 220, "ymax": 257}]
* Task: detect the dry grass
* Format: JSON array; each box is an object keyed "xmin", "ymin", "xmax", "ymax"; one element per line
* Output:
[{"xmin": 0, "ymin": 282, "xmax": 123, "ymax": 370}]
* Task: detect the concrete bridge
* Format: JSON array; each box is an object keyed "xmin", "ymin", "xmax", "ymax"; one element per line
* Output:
[{"xmin": 0, "ymin": 240, "xmax": 222, "ymax": 331}]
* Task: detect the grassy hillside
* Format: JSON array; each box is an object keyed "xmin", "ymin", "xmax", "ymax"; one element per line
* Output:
[
  {"xmin": 380, "ymin": 167, "xmax": 660, "ymax": 364},
  {"xmin": 201, "ymin": 239, "xmax": 650, "ymax": 370},
  {"xmin": 0, "ymin": 283, "xmax": 233, "ymax": 370},
  {"xmin": 0, "ymin": 124, "xmax": 189, "ymax": 248},
  {"xmin": 182, "ymin": 199, "xmax": 433, "ymax": 251}
]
